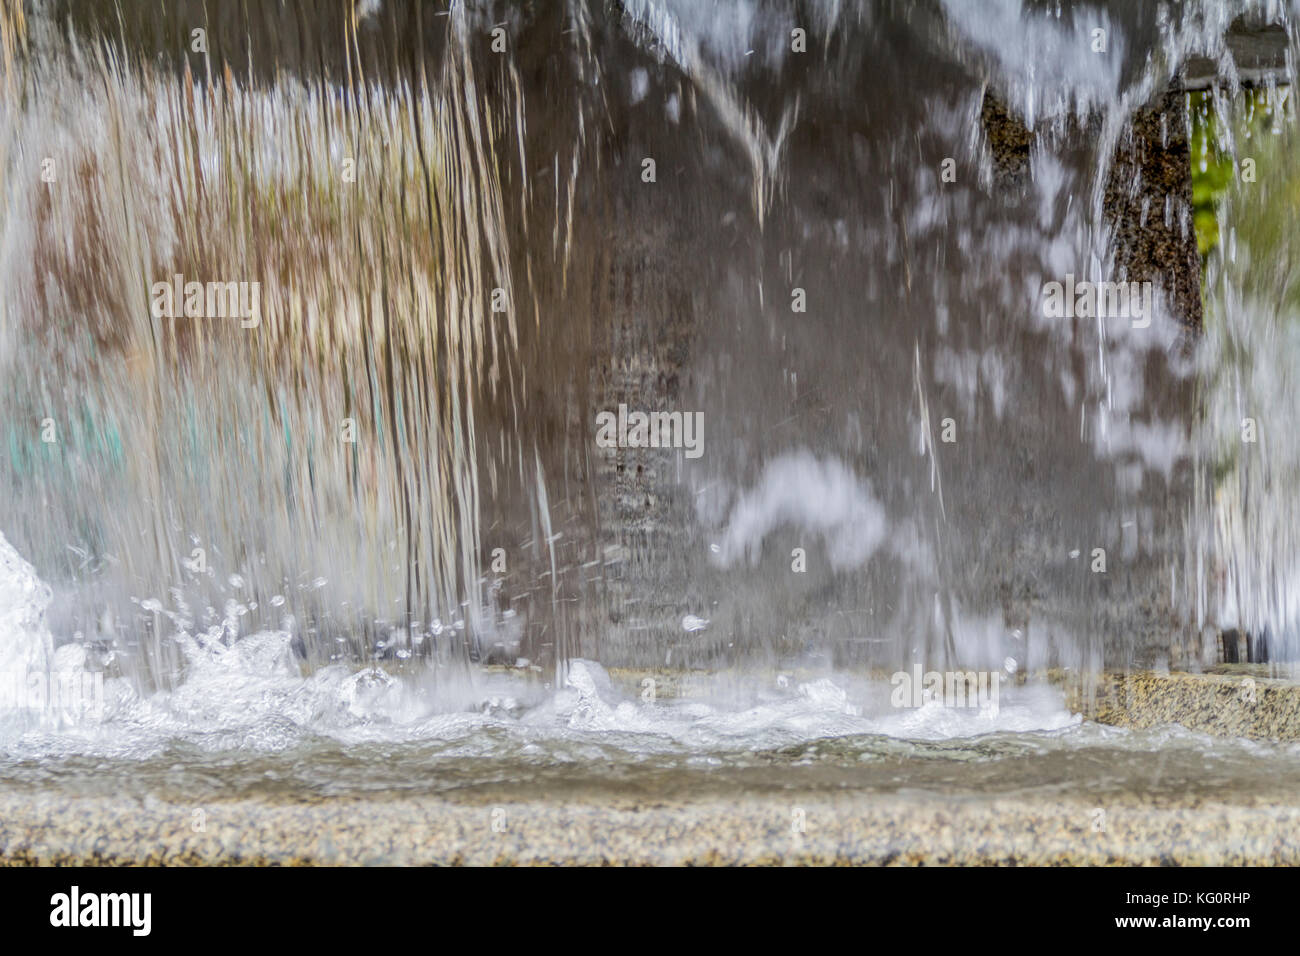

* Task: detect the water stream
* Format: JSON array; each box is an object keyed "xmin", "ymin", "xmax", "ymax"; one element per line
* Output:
[{"xmin": 2, "ymin": 0, "xmax": 1299, "ymax": 809}]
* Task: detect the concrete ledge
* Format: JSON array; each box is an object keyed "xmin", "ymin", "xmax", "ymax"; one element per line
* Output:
[
  {"xmin": 1070, "ymin": 671, "xmax": 1300, "ymax": 741},
  {"xmin": 1, "ymin": 791, "xmax": 1295, "ymax": 866},
  {"xmin": 1181, "ymin": 23, "xmax": 1291, "ymax": 91}
]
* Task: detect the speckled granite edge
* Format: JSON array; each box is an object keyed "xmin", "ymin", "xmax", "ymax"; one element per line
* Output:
[
  {"xmin": 2, "ymin": 791, "xmax": 1296, "ymax": 866},
  {"xmin": 1068, "ymin": 671, "xmax": 1300, "ymax": 741}
]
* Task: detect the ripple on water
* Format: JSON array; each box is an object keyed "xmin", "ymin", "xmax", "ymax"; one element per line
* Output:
[{"xmin": 1, "ymin": 651, "xmax": 1298, "ymax": 806}]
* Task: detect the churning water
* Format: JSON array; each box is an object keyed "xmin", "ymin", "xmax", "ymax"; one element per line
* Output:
[{"xmin": 2, "ymin": 0, "xmax": 1300, "ymax": 802}]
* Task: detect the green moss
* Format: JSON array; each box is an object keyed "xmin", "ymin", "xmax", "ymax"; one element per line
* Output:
[{"xmin": 1189, "ymin": 89, "xmax": 1289, "ymax": 263}]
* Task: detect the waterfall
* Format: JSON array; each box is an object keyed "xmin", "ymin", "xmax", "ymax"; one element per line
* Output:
[{"xmin": 0, "ymin": 0, "xmax": 1295, "ymax": 703}]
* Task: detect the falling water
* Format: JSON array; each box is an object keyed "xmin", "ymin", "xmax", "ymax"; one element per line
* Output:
[
  {"xmin": 0, "ymin": 0, "xmax": 1299, "ymax": 790},
  {"xmin": 1189, "ymin": 76, "xmax": 1300, "ymax": 663}
]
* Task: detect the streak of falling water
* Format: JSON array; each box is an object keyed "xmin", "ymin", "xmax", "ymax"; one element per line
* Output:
[
  {"xmin": 1, "ymin": 2, "xmax": 546, "ymax": 682},
  {"xmin": 1186, "ymin": 74, "xmax": 1300, "ymax": 667},
  {"xmin": 0, "ymin": 0, "xmax": 1297, "ymax": 706}
]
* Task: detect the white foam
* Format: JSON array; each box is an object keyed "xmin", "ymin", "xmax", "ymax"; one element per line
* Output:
[
  {"xmin": 0, "ymin": 531, "xmax": 54, "ymax": 712},
  {"xmin": 711, "ymin": 451, "xmax": 889, "ymax": 571},
  {"xmin": 0, "ymin": 535, "xmax": 1082, "ymax": 759}
]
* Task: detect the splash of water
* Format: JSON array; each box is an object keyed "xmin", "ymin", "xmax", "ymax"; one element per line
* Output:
[{"xmin": 0, "ymin": 0, "xmax": 1297, "ymax": 707}]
